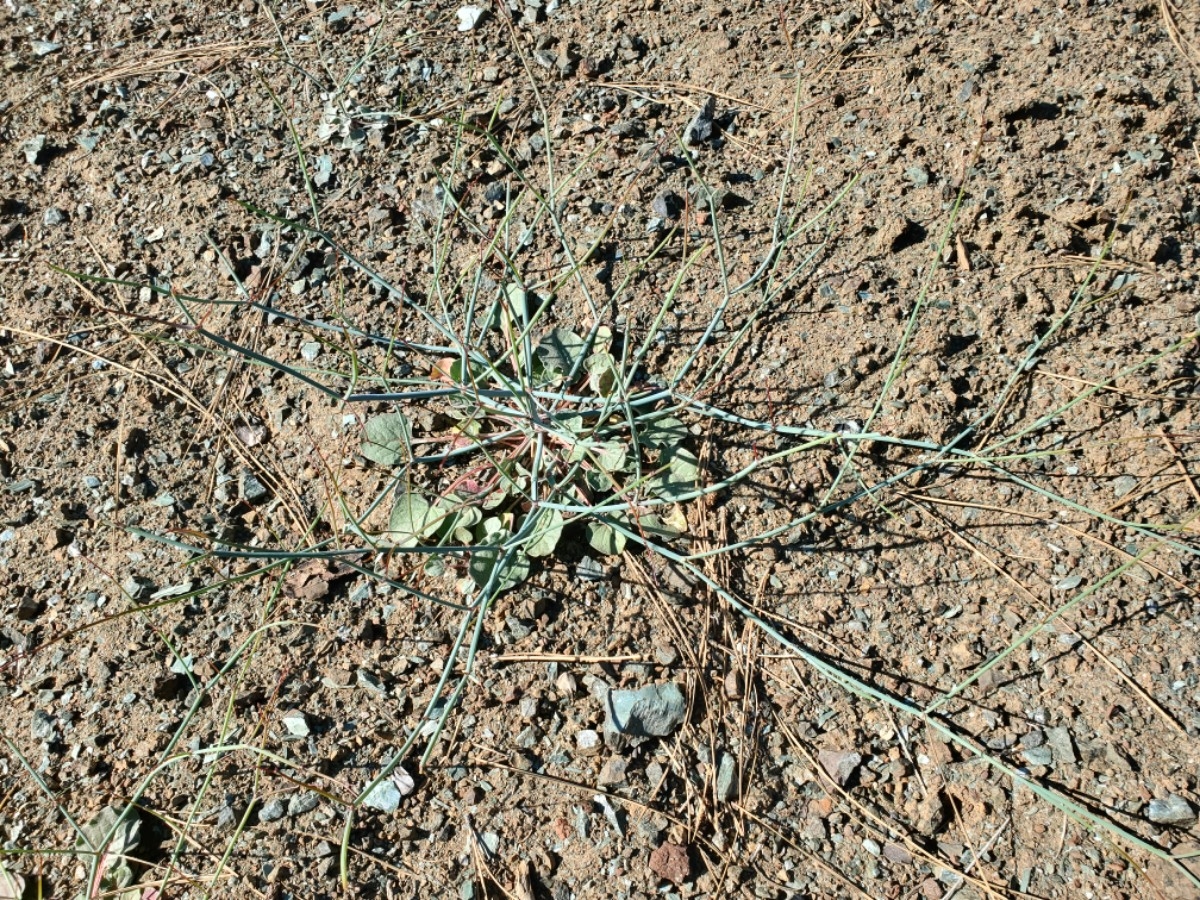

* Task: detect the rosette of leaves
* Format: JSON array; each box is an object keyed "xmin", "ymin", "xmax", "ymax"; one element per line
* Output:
[{"xmin": 361, "ymin": 320, "xmax": 698, "ymax": 595}]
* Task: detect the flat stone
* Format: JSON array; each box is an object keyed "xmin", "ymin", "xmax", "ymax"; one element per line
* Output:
[
  {"xmin": 362, "ymin": 779, "xmax": 403, "ymax": 813},
  {"xmin": 1148, "ymin": 794, "xmax": 1197, "ymax": 827},
  {"xmin": 716, "ymin": 751, "xmax": 738, "ymax": 801},
  {"xmin": 288, "ymin": 792, "xmax": 320, "ymax": 816},
  {"xmin": 604, "ymin": 682, "xmax": 686, "ymax": 738},
  {"xmin": 576, "ymin": 729, "xmax": 602, "ymax": 756},
  {"xmin": 281, "ymin": 710, "xmax": 310, "ymax": 737},
  {"xmin": 817, "ymin": 749, "xmax": 862, "ymax": 787},
  {"xmin": 1044, "ymin": 726, "xmax": 1077, "ymax": 765},
  {"xmin": 257, "ymin": 798, "xmax": 287, "ymax": 823}
]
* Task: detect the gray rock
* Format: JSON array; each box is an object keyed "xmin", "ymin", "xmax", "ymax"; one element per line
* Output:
[
  {"xmin": 651, "ymin": 191, "xmax": 680, "ymax": 220},
  {"xmin": 30, "ymin": 710, "xmax": 57, "ymax": 742},
  {"xmin": 716, "ymin": 751, "xmax": 739, "ymax": 801},
  {"xmin": 1044, "ymin": 726, "xmax": 1077, "ymax": 765},
  {"xmin": 281, "ymin": 710, "xmax": 310, "ymax": 737},
  {"xmin": 576, "ymin": 555, "xmax": 605, "ymax": 581},
  {"xmin": 604, "ymin": 682, "xmax": 686, "ymax": 738},
  {"xmin": 1113, "ymin": 474, "xmax": 1138, "ymax": 498},
  {"xmin": 1148, "ymin": 794, "xmax": 1196, "ymax": 827},
  {"xmin": 42, "ymin": 207, "xmax": 66, "ymax": 226},
  {"xmin": 300, "ymin": 341, "xmax": 321, "ymax": 362},
  {"xmin": 240, "ymin": 470, "xmax": 268, "ymax": 503},
  {"xmin": 31, "ymin": 40, "xmax": 61, "ymax": 57},
  {"xmin": 362, "ymin": 779, "xmax": 403, "ymax": 813},
  {"xmin": 1020, "ymin": 746, "xmax": 1053, "ymax": 767},
  {"xmin": 685, "ymin": 96, "xmax": 716, "ymax": 145},
  {"xmin": 817, "ymin": 749, "xmax": 862, "ymax": 787},
  {"xmin": 288, "ymin": 791, "xmax": 320, "ymax": 816},
  {"xmin": 21, "ymin": 135, "xmax": 45, "ymax": 164},
  {"xmin": 598, "ymin": 756, "xmax": 628, "ymax": 785},
  {"xmin": 357, "ymin": 668, "xmax": 386, "ymax": 695},
  {"xmin": 257, "ymin": 798, "xmax": 287, "ymax": 823},
  {"xmin": 905, "ymin": 165, "xmax": 930, "ymax": 187}
]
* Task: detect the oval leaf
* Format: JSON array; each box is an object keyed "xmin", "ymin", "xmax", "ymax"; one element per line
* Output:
[
  {"xmin": 387, "ymin": 493, "xmax": 437, "ymax": 547},
  {"xmin": 361, "ymin": 413, "xmax": 411, "ymax": 466},
  {"xmin": 535, "ymin": 328, "xmax": 586, "ymax": 376},
  {"xmin": 526, "ymin": 508, "xmax": 564, "ymax": 558},
  {"xmin": 587, "ymin": 521, "xmax": 626, "ymax": 556}
]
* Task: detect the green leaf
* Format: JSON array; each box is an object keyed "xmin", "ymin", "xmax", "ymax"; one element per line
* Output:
[
  {"xmin": 526, "ymin": 508, "xmax": 564, "ymax": 557},
  {"xmin": 569, "ymin": 438, "xmax": 626, "ymax": 473},
  {"xmin": 637, "ymin": 509, "xmax": 687, "ymax": 541},
  {"xmin": 361, "ymin": 413, "xmax": 411, "ymax": 466},
  {"xmin": 647, "ymin": 448, "xmax": 699, "ymax": 501},
  {"xmin": 535, "ymin": 328, "xmax": 586, "ymax": 376},
  {"xmin": 505, "ymin": 283, "xmax": 530, "ymax": 324},
  {"xmin": 423, "ymin": 556, "xmax": 447, "ymax": 578},
  {"xmin": 549, "ymin": 413, "xmax": 584, "ymax": 436},
  {"xmin": 587, "ymin": 521, "xmax": 626, "ymax": 556},
  {"xmin": 469, "ymin": 543, "xmax": 530, "ymax": 592},
  {"xmin": 584, "ymin": 351, "xmax": 618, "ymax": 396},
  {"xmin": 433, "ymin": 502, "xmax": 481, "ymax": 543},
  {"xmin": 639, "ymin": 416, "xmax": 687, "ymax": 449},
  {"xmin": 387, "ymin": 493, "xmax": 439, "ymax": 547}
]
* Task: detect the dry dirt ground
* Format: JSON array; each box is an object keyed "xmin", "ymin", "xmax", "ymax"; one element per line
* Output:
[{"xmin": 4, "ymin": 0, "xmax": 1200, "ymax": 898}]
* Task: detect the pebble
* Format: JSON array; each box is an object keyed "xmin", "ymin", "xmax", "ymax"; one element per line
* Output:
[
  {"xmin": 1113, "ymin": 474, "xmax": 1138, "ymax": 498},
  {"xmin": 240, "ymin": 471, "xmax": 268, "ymax": 503},
  {"xmin": 598, "ymin": 756, "xmax": 628, "ymax": 785},
  {"xmin": 281, "ymin": 710, "xmax": 310, "ymax": 737},
  {"xmin": 576, "ymin": 729, "xmax": 602, "ymax": 756},
  {"xmin": 31, "ymin": 40, "xmax": 61, "ymax": 57},
  {"xmin": 300, "ymin": 341, "xmax": 321, "ymax": 362},
  {"xmin": 1044, "ymin": 725, "xmax": 1077, "ymax": 765},
  {"xmin": 605, "ymin": 682, "xmax": 687, "ymax": 738},
  {"xmin": 648, "ymin": 841, "xmax": 690, "ymax": 884},
  {"xmin": 1147, "ymin": 794, "xmax": 1197, "ymax": 827},
  {"xmin": 862, "ymin": 837, "xmax": 881, "ymax": 855},
  {"xmin": 30, "ymin": 710, "xmax": 57, "ymax": 742},
  {"xmin": 716, "ymin": 751, "xmax": 738, "ymax": 801},
  {"xmin": 42, "ymin": 207, "xmax": 66, "ymax": 226},
  {"xmin": 1053, "ymin": 574, "xmax": 1082, "ymax": 592},
  {"xmin": 1021, "ymin": 746, "xmax": 1053, "ymax": 767},
  {"xmin": 8, "ymin": 479, "xmax": 36, "ymax": 493},
  {"xmin": 362, "ymin": 779, "xmax": 403, "ymax": 813},
  {"xmin": 288, "ymin": 792, "xmax": 320, "ymax": 816},
  {"xmin": 817, "ymin": 749, "xmax": 863, "ymax": 787},
  {"xmin": 21, "ymin": 135, "xmax": 45, "ymax": 165},
  {"xmin": 258, "ymin": 798, "xmax": 287, "ymax": 823}
]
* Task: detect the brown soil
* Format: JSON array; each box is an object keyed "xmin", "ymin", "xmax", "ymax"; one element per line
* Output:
[{"xmin": 3, "ymin": 1, "xmax": 1200, "ymax": 899}]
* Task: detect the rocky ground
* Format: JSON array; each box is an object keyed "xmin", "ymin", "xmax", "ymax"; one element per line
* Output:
[{"xmin": 3, "ymin": 0, "xmax": 1200, "ymax": 898}]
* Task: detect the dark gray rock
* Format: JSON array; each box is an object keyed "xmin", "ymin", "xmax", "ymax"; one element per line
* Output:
[
  {"xmin": 604, "ymin": 682, "xmax": 686, "ymax": 738},
  {"xmin": 1148, "ymin": 794, "xmax": 1196, "ymax": 827}
]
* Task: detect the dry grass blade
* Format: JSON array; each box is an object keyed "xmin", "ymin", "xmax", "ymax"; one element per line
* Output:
[{"xmin": 67, "ymin": 39, "xmax": 274, "ymax": 88}]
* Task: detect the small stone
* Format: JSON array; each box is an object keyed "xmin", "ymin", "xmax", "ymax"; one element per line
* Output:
[
  {"xmin": 357, "ymin": 668, "xmax": 386, "ymax": 695},
  {"xmin": 1021, "ymin": 746, "xmax": 1053, "ymax": 767},
  {"xmin": 31, "ymin": 40, "xmax": 61, "ymax": 57},
  {"xmin": 362, "ymin": 780, "xmax": 403, "ymax": 813},
  {"xmin": 905, "ymin": 165, "xmax": 930, "ymax": 187},
  {"xmin": 862, "ymin": 837, "xmax": 881, "ymax": 855},
  {"xmin": 7, "ymin": 479, "xmax": 36, "ymax": 493},
  {"xmin": 300, "ymin": 341, "xmax": 321, "ymax": 362},
  {"xmin": 258, "ymin": 798, "xmax": 287, "ymax": 823},
  {"xmin": 598, "ymin": 756, "xmax": 628, "ymax": 785},
  {"xmin": 1053, "ymin": 574, "xmax": 1082, "ymax": 592},
  {"xmin": 817, "ymin": 749, "xmax": 862, "ymax": 787},
  {"xmin": 21, "ymin": 134, "xmax": 46, "ymax": 164},
  {"xmin": 685, "ymin": 96, "xmax": 716, "ymax": 145},
  {"xmin": 605, "ymin": 683, "xmax": 687, "ymax": 738},
  {"xmin": 648, "ymin": 842, "xmax": 690, "ymax": 884},
  {"xmin": 715, "ymin": 751, "xmax": 738, "ymax": 801},
  {"xmin": 482, "ymin": 66, "xmax": 499, "ymax": 82},
  {"xmin": 30, "ymin": 710, "xmax": 57, "ymax": 742},
  {"xmin": 16, "ymin": 595, "xmax": 42, "ymax": 620},
  {"xmin": 456, "ymin": 5, "xmax": 484, "ymax": 30},
  {"xmin": 240, "ymin": 470, "xmax": 268, "ymax": 503},
  {"xmin": 650, "ymin": 190, "xmax": 680, "ymax": 220},
  {"xmin": 1148, "ymin": 794, "xmax": 1197, "ymax": 827},
  {"xmin": 576, "ymin": 729, "xmax": 602, "ymax": 756},
  {"xmin": 288, "ymin": 792, "xmax": 320, "ymax": 816},
  {"xmin": 281, "ymin": 710, "xmax": 310, "ymax": 737},
  {"xmin": 42, "ymin": 207, "xmax": 66, "ymax": 226},
  {"xmin": 216, "ymin": 801, "xmax": 239, "ymax": 832},
  {"xmin": 1044, "ymin": 726, "xmax": 1077, "ymax": 765},
  {"xmin": 576, "ymin": 555, "xmax": 604, "ymax": 581},
  {"xmin": 883, "ymin": 842, "xmax": 913, "ymax": 865},
  {"xmin": 1113, "ymin": 474, "xmax": 1138, "ymax": 498}
]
